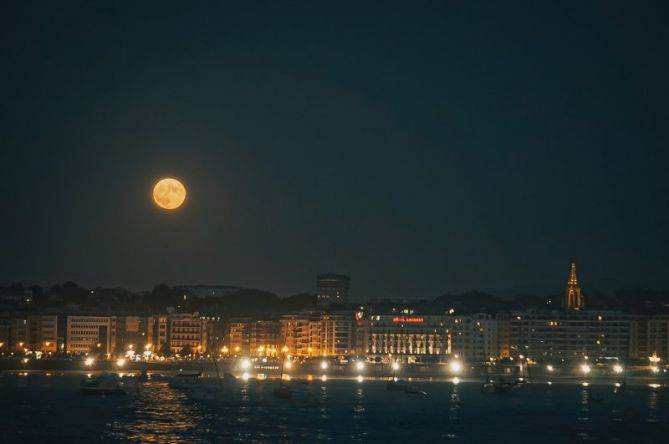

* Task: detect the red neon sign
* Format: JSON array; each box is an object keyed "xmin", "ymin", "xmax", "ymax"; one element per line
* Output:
[{"xmin": 392, "ymin": 316, "xmax": 424, "ymax": 323}]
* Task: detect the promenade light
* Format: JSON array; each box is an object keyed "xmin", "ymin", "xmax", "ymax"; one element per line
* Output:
[
  {"xmin": 580, "ymin": 364, "xmax": 591, "ymax": 375},
  {"xmin": 449, "ymin": 360, "xmax": 463, "ymax": 375},
  {"xmin": 84, "ymin": 357, "xmax": 95, "ymax": 367},
  {"xmin": 320, "ymin": 361, "xmax": 328, "ymax": 370},
  {"xmin": 613, "ymin": 364, "xmax": 624, "ymax": 374},
  {"xmin": 355, "ymin": 360, "xmax": 365, "ymax": 371},
  {"xmin": 651, "ymin": 366, "xmax": 660, "ymax": 374},
  {"xmin": 240, "ymin": 358, "xmax": 252, "ymax": 370},
  {"xmin": 241, "ymin": 372, "xmax": 250, "ymax": 381},
  {"xmin": 116, "ymin": 358, "xmax": 126, "ymax": 367},
  {"xmin": 392, "ymin": 362, "xmax": 400, "ymax": 371},
  {"xmin": 649, "ymin": 354, "xmax": 661, "ymax": 364},
  {"xmin": 357, "ymin": 375, "xmax": 364, "ymax": 383},
  {"xmin": 546, "ymin": 365, "xmax": 554, "ymax": 372},
  {"xmin": 284, "ymin": 361, "xmax": 292, "ymax": 370}
]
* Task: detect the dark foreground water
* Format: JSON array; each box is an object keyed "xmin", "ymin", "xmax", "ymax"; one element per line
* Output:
[{"xmin": 1, "ymin": 373, "xmax": 668, "ymax": 443}]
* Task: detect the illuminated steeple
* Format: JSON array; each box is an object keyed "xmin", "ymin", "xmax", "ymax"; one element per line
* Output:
[{"xmin": 565, "ymin": 261, "xmax": 584, "ymax": 310}]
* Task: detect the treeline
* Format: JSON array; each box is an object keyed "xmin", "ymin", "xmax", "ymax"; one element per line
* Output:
[{"xmin": 2, "ymin": 282, "xmax": 669, "ymax": 316}]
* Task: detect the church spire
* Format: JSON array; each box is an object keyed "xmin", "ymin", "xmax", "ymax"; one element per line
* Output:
[{"xmin": 565, "ymin": 261, "xmax": 584, "ymax": 310}]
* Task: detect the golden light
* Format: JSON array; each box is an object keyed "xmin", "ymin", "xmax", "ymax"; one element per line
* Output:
[
  {"xmin": 18, "ymin": 342, "xmax": 24, "ymax": 347},
  {"xmin": 613, "ymin": 364, "xmax": 624, "ymax": 374},
  {"xmin": 580, "ymin": 364, "xmax": 591, "ymax": 374},
  {"xmin": 321, "ymin": 374, "xmax": 328, "ymax": 382},
  {"xmin": 281, "ymin": 345, "xmax": 289, "ymax": 354},
  {"xmin": 320, "ymin": 361, "xmax": 328, "ymax": 370},
  {"xmin": 649, "ymin": 354, "xmax": 661, "ymax": 364},
  {"xmin": 392, "ymin": 362, "xmax": 400, "ymax": 371},
  {"xmin": 241, "ymin": 372, "xmax": 250, "ymax": 381},
  {"xmin": 0, "ymin": 342, "xmax": 4, "ymax": 348},
  {"xmin": 128, "ymin": 344, "xmax": 134, "ymax": 350},
  {"xmin": 84, "ymin": 357, "xmax": 95, "ymax": 367},
  {"xmin": 452, "ymin": 377, "xmax": 460, "ymax": 385},
  {"xmin": 651, "ymin": 366, "xmax": 660, "ymax": 374},
  {"xmin": 449, "ymin": 360, "xmax": 463, "ymax": 375},
  {"xmin": 144, "ymin": 344, "xmax": 151, "ymax": 351},
  {"xmin": 284, "ymin": 361, "xmax": 292, "ymax": 370},
  {"xmin": 355, "ymin": 360, "xmax": 365, "ymax": 371},
  {"xmin": 45, "ymin": 342, "xmax": 51, "ymax": 347},
  {"xmin": 546, "ymin": 365, "xmax": 554, "ymax": 372},
  {"xmin": 239, "ymin": 358, "xmax": 251, "ymax": 370},
  {"xmin": 152, "ymin": 177, "xmax": 187, "ymax": 210},
  {"xmin": 357, "ymin": 375, "xmax": 364, "ymax": 383},
  {"xmin": 116, "ymin": 358, "xmax": 126, "ymax": 367},
  {"xmin": 221, "ymin": 346, "xmax": 229, "ymax": 354}
]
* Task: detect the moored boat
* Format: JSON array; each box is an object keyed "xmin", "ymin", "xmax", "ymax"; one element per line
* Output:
[{"xmin": 81, "ymin": 374, "xmax": 126, "ymax": 396}]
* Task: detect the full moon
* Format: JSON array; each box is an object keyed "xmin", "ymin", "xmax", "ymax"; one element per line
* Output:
[{"xmin": 152, "ymin": 177, "xmax": 187, "ymax": 210}]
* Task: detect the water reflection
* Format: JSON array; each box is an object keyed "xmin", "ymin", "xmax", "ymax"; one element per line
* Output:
[{"xmin": 120, "ymin": 382, "xmax": 206, "ymax": 443}]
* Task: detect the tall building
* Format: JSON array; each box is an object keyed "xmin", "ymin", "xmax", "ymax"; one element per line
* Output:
[
  {"xmin": 316, "ymin": 274, "xmax": 350, "ymax": 307},
  {"xmin": 565, "ymin": 261, "xmax": 584, "ymax": 310},
  {"xmin": 281, "ymin": 311, "xmax": 355, "ymax": 357}
]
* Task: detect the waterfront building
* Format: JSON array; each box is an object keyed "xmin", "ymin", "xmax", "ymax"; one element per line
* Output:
[
  {"xmin": 281, "ymin": 311, "xmax": 355, "ymax": 357},
  {"xmin": 114, "ymin": 315, "xmax": 154, "ymax": 354},
  {"xmin": 356, "ymin": 314, "xmax": 448, "ymax": 360},
  {"xmin": 168, "ymin": 313, "xmax": 207, "ymax": 354},
  {"xmin": 66, "ymin": 315, "xmax": 112, "ymax": 354},
  {"xmin": 507, "ymin": 310, "xmax": 633, "ymax": 361},
  {"xmin": 228, "ymin": 317, "xmax": 251, "ymax": 355},
  {"xmin": 316, "ymin": 274, "xmax": 350, "ymax": 307},
  {"xmin": 249, "ymin": 320, "xmax": 281, "ymax": 356}
]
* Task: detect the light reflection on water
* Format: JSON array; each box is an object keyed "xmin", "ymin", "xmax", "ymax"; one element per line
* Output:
[{"xmin": 1, "ymin": 374, "xmax": 668, "ymax": 443}]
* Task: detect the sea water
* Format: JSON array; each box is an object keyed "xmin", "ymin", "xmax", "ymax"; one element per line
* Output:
[{"xmin": 1, "ymin": 373, "xmax": 668, "ymax": 443}]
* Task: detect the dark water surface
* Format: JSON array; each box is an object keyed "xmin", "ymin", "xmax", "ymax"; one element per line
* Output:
[{"xmin": 1, "ymin": 373, "xmax": 668, "ymax": 443}]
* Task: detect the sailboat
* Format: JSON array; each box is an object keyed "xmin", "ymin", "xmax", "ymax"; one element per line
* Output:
[
  {"xmin": 386, "ymin": 360, "xmax": 407, "ymax": 391},
  {"xmin": 273, "ymin": 333, "xmax": 292, "ymax": 399}
]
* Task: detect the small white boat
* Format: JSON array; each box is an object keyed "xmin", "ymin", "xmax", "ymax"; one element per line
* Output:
[{"xmin": 81, "ymin": 374, "xmax": 126, "ymax": 396}]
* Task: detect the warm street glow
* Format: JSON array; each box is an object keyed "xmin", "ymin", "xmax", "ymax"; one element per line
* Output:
[
  {"xmin": 357, "ymin": 375, "xmax": 364, "ymax": 383},
  {"xmin": 84, "ymin": 357, "xmax": 95, "ymax": 367},
  {"xmin": 240, "ymin": 358, "xmax": 252, "ymax": 370},
  {"xmin": 355, "ymin": 360, "xmax": 365, "ymax": 371},
  {"xmin": 613, "ymin": 364, "xmax": 624, "ymax": 374},
  {"xmin": 392, "ymin": 362, "xmax": 400, "ymax": 371},
  {"xmin": 546, "ymin": 365, "xmax": 554, "ymax": 372},
  {"xmin": 284, "ymin": 361, "xmax": 292, "ymax": 369},
  {"xmin": 320, "ymin": 361, "xmax": 328, "ymax": 370},
  {"xmin": 580, "ymin": 364, "xmax": 591, "ymax": 374},
  {"xmin": 449, "ymin": 360, "xmax": 463, "ymax": 375},
  {"xmin": 116, "ymin": 358, "xmax": 126, "ymax": 367}
]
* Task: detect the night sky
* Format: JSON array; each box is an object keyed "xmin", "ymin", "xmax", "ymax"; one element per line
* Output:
[{"xmin": 2, "ymin": 1, "xmax": 668, "ymax": 300}]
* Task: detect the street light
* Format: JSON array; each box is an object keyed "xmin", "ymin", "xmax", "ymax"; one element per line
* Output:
[
  {"xmin": 116, "ymin": 358, "xmax": 126, "ymax": 367},
  {"xmin": 449, "ymin": 360, "xmax": 463, "ymax": 375},
  {"xmin": 580, "ymin": 364, "xmax": 591, "ymax": 375},
  {"xmin": 239, "ymin": 357, "xmax": 251, "ymax": 370},
  {"xmin": 391, "ymin": 362, "xmax": 400, "ymax": 371},
  {"xmin": 355, "ymin": 360, "xmax": 365, "ymax": 371},
  {"xmin": 320, "ymin": 361, "xmax": 328, "ymax": 370},
  {"xmin": 613, "ymin": 364, "xmax": 624, "ymax": 374}
]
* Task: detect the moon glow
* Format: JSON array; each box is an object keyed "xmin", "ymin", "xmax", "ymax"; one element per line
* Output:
[{"xmin": 152, "ymin": 178, "xmax": 187, "ymax": 210}]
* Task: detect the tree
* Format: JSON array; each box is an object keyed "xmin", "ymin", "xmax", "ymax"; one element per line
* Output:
[{"xmin": 159, "ymin": 342, "xmax": 172, "ymax": 357}]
